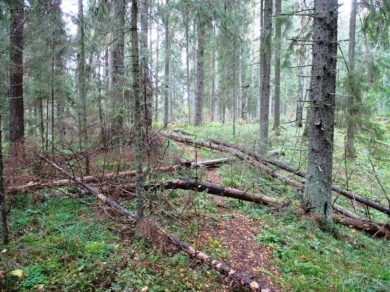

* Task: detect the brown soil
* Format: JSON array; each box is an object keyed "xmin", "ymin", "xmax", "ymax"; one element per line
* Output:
[{"xmin": 201, "ymin": 154, "xmax": 280, "ymax": 290}]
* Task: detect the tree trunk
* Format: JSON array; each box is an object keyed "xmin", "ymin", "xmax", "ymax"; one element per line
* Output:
[
  {"xmin": 345, "ymin": 0, "xmax": 358, "ymax": 159},
  {"xmin": 155, "ymin": 26, "xmax": 160, "ymax": 122},
  {"xmin": 131, "ymin": 0, "xmax": 144, "ymax": 220},
  {"xmin": 194, "ymin": 17, "xmax": 205, "ymax": 126},
  {"xmin": 296, "ymin": 15, "xmax": 308, "ymax": 128},
  {"xmin": 0, "ymin": 117, "xmax": 9, "ymax": 245},
  {"xmin": 259, "ymin": 0, "xmax": 272, "ymax": 154},
  {"xmin": 163, "ymin": 0, "xmax": 170, "ymax": 127},
  {"xmin": 273, "ymin": 0, "xmax": 281, "ymax": 135},
  {"xmin": 9, "ymin": 0, "xmax": 25, "ymax": 161},
  {"xmin": 210, "ymin": 22, "xmax": 216, "ymax": 122},
  {"xmin": 111, "ymin": 0, "xmax": 125, "ymax": 141},
  {"xmin": 303, "ymin": 0, "xmax": 338, "ymax": 220},
  {"xmin": 77, "ymin": 0, "xmax": 89, "ymax": 174},
  {"xmin": 185, "ymin": 16, "xmax": 192, "ymax": 123},
  {"xmin": 141, "ymin": 0, "xmax": 152, "ymax": 130}
]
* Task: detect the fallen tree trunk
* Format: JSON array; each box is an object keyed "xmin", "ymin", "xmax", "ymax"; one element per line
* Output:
[
  {"xmin": 40, "ymin": 156, "xmax": 265, "ymax": 291},
  {"xmin": 116, "ymin": 178, "xmax": 282, "ymax": 207},
  {"xmin": 169, "ymin": 235, "xmax": 263, "ymax": 290},
  {"xmin": 6, "ymin": 157, "xmax": 234, "ymax": 195},
  {"xmin": 332, "ymin": 214, "xmax": 390, "ymax": 239},
  {"xmin": 135, "ymin": 176, "xmax": 390, "ymax": 238},
  {"xmin": 166, "ymin": 133, "xmax": 390, "ymax": 216}
]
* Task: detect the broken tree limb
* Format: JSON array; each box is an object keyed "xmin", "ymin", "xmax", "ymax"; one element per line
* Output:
[
  {"xmin": 6, "ymin": 157, "xmax": 235, "ymax": 195},
  {"xmin": 166, "ymin": 133, "xmax": 390, "ymax": 216},
  {"xmin": 39, "ymin": 155, "xmax": 137, "ymax": 222},
  {"xmin": 40, "ymin": 156, "xmax": 266, "ymax": 291}
]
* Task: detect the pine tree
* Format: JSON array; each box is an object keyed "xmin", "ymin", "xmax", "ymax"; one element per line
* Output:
[{"xmin": 9, "ymin": 0, "xmax": 25, "ymax": 161}]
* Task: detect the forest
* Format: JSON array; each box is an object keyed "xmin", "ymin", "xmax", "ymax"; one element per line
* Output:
[{"xmin": 0, "ymin": 0, "xmax": 389, "ymax": 290}]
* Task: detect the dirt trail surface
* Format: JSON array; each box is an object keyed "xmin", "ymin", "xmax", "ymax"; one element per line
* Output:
[
  {"xmin": 179, "ymin": 142, "xmax": 281, "ymax": 290},
  {"xmin": 203, "ymin": 167, "xmax": 280, "ymax": 291}
]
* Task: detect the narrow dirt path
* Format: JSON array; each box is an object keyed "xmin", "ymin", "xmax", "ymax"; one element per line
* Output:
[
  {"xmin": 204, "ymin": 167, "xmax": 280, "ymax": 291},
  {"xmin": 178, "ymin": 142, "xmax": 281, "ymax": 290}
]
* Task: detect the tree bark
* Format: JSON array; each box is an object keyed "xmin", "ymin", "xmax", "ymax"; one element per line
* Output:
[
  {"xmin": 141, "ymin": 0, "xmax": 153, "ymax": 129},
  {"xmin": 273, "ymin": 0, "xmax": 281, "ymax": 135},
  {"xmin": 303, "ymin": 0, "xmax": 338, "ymax": 220},
  {"xmin": 155, "ymin": 25, "xmax": 160, "ymax": 122},
  {"xmin": 111, "ymin": 0, "xmax": 126, "ymax": 141},
  {"xmin": 194, "ymin": 17, "xmax": 205, "ymax": 126},
  {"xmin": 259, "ymin": 0, "xmax": 272, "ymax": 154},
  {"xmin": 185, "ymin": 15, "xmax": 192, "ymax": 123},
  {"xmin": 0, "ymin": 117, "xmax": 9, "ymax": 244},
  {"xmin": 9, "ymin": 0, "xmax": 25, "ymax": 161},
  {"xmin": 131, "ymin": 0, "xmax": 145, "ymax": 220},
  {"xmin": 77, "ymin": 0, "xmax": 89, "ymax": 174},
  {"xmin": 345, "ymin": 0, "xmax": 358, "ymax": 159},
  {"xmin": 210, "ymin": 22, "xmax": 216, "ymax": 122},
  {"xmin": 163, "ymin": 0, "xmax": 170, "ymax": 127}
]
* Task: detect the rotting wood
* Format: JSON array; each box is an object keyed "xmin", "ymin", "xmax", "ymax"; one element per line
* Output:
[
  {"xmin": 40, "ymin": 156, "xmax": 266, "ymax": 291},
  {"xmin": 7, "ymin": 157, "xmax": 234, "ymax": 195},
  {"xmin": 165, "ymin": 132, "xmax": 390, "ymax": 216}
]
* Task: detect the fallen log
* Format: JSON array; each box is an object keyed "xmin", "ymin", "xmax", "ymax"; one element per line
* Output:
[
  {"xmin": 115, "ymin": 178, "xmax": 282, "ymax": 207},
  {"xmin": 166, "ymin": 133, "xmax": 390, "ymax": 216},
  {"xmin": 332, "ymin": 214, "xmax": 390, "ymax": 239},
  {"xmin": 139, "ymin": 177, "xmax": 390, "ymax": 238},
  {"xmin": 6, "ymin": 157, "xmax": 234, "ymax": 195},
  {"xmin": 40, "ymin": 156, "xmax": 265, "ymax": 291}
]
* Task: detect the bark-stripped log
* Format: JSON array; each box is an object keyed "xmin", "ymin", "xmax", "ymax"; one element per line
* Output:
[
  {"xmin": 7, "ymin": 157, "xmax": 234, "ymax": 195},
  {"xmin": 40, "ymin": 156, "xmax": 266, "ymax": 291},
  {"xmin": 169, "ymin": 236, "xmax": 264, "ymax": 291},
  {"xmin": 166, "ymin": 133, "xmax": 390, "ymax": 216}
]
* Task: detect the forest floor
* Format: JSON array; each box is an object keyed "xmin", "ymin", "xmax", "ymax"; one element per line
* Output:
[{"xmin": 1, "ymin": 122, "xmax": 390, "ymax": 291}]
